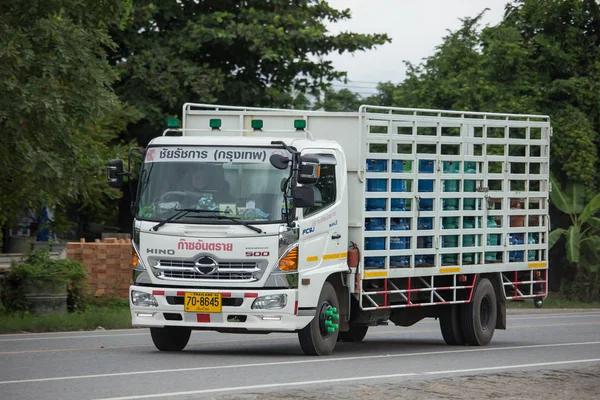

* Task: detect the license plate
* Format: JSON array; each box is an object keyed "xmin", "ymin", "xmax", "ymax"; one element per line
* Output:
[{"xmin": 184, "ymin": 292, "xmax": 222, "ymax": 313}]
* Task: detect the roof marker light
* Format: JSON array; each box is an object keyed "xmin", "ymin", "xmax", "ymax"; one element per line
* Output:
[
  {"xmin": 294, "ymin": 119, "xmax": 306, "ymax": 130},
  {"xmin": 209, "ymin": 119, "xmax": 222, "ymax": 129},
  {"xmin": 167, "ymin": 118, "xmax": 179, "ymax": 128},
  {"xmin": 251, "ymin": 119, "xmax": 263, "ymax": 130}
]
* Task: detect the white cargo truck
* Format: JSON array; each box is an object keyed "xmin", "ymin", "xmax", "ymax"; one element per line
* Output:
[{"xmin": 107, "ymin": 103, "xmax": 550, "ymax": 355}]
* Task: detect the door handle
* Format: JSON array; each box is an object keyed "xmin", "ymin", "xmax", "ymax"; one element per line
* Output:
[{"xmin": 332, "ymin": 234, "xmax": 341, "ymax": 240}]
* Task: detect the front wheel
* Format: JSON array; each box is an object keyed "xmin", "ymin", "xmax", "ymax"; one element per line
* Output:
[
  {"xmin": 298, "ymin": 282, "xmax": 340, "ymax": 355},
  {"xmin": 150, "ymin": 326, "xmax": 191, "ymax": 351},
  {"xmin": 460, "ymin": 278, "xmax": 497, "ymax": 346}
]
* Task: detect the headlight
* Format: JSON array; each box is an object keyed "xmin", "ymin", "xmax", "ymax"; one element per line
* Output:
[
  {"xmin": 131, "ymin": 290, "xmax": 158, "ymax": 307},
  {"xmin": 251, "ymin": 294, "xmax": 287, "ymax": 310}
]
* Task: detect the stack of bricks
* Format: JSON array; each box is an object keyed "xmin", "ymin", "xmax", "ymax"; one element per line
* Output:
[{"xmin": 66, "ymin": 238, "xmax": 132, "ymax": 299}]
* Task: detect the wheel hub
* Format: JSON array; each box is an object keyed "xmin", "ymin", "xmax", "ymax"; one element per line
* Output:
[
  {"xmin": 480, "ymin": 296, "xmax": 491, "ymax": 330},
  {"xmin": 318, "ymin": 301, "xmax": 339, "ymax": 338}
]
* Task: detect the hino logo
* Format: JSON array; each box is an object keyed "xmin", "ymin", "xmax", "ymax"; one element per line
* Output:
[
  {"xmin": 195, "ymin": 256, "xmax": 219, "ymax": 275},
  {"xmin": 146, "ymin": 248, "xmax": 175, "ymax": 255}
]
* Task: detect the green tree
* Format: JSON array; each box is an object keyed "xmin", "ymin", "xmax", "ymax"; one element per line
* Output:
[
  {"xmin": 0, "ymin": 0, "xmax": 139, "ymax": 243},
  {"xmin": 313, "ymin": 88, "xmax": 363, "ymax": 112},
  {"xmin": 108, "ymin": 0, "xmax": 390, "ymax": 144},
  {"xmin": 393, "ymin": 0, "xmax": 600, "ymax": 186}
]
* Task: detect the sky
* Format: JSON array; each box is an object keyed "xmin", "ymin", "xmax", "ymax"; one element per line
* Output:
[{"xmin": 324, "ymin": 0, "xmax": 512, "ymax": 96}]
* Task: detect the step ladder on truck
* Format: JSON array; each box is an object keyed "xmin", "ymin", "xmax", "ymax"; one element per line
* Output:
[{"xmin": 107, "ymin": 103, "xmax": 550, "ymax": 355}]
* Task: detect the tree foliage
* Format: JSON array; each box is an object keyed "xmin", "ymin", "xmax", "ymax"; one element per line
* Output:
[
  {"xmin": 389, "ymin": 0, "xmax": 600, "ymax": 187},
  {"xmin": 108, "ymin": 0, "xmax": 390, "ymax": 144},
  {"xmin": 0, "ymin": 0, "xmax": 140, "ymax": 240}
]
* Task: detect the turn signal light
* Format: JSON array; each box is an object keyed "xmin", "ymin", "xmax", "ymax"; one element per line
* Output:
[
  {"xmin": 132, "ymin": 251, "xmax": 139, "ymax": 268},
  {"xmin": 279, "ymin": 248, "xmax": 298, "ymax": 271}
]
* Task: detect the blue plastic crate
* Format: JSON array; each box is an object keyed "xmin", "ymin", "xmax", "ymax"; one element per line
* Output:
[
  {"xmin": 418, "ymin": 217, "xmax": 433, "ymax": 230},
  {"xmin": 391, "ymin": 198, "xmax": 407, "ymax": 211},
  {"xmin": 390, "ymin": 237, "xmax": 410, "ymax": 250},
  {"xmin": 415, "ymin": 254, "xmax": 435, "ymax": 266},
  {"xmin": 419, "ymin": 160, "xmax": 435, "ymax": 173},
  {"xmin": 391, "ymin": 160, "xmax": 404, "ymax": 173},
  {"xmin": 366, "ymin": 159, "xmax": 388, "ymax": 172},
  {"xmin": 417, "ymin": 236, "xmax": 433, "ymax": 248},
  {"xmin": 509, "ymin": 233, "xmax": 525, "ymax": 245},
  {"xmin": 509, "ymin": 251, "xmax": 524, "ymax": 262},
  {"xmin": 390, "ymin": 256, "xmax": 410, "ymax": 267},
  {"xmin": 365, "ymin": 218, "xmax": 386, "ymax": 231},
  {"xmin": 367, "ymin": 178, "xmax": 387, "ymax": 192},
  {"xmin": 364, "ymin": 256, "xmax": 385, "ymax": 268},
  {"xmin": 365, "ymin": 237, "xmax": 386, "ymax": 250},
  {"xmin": 391, "ymin": 179, "xmax": 407, "ymax": 192},
  {"xmin": 390, "ymin": 218, "xmax": 410, "ymax": 230},
  {"xmin": 418, "ymin": 179, "xmax": 434, "ymax": 192},
  {"xmin": 366, "ymin": 198, "xmax": 386, "ymax": 211}
]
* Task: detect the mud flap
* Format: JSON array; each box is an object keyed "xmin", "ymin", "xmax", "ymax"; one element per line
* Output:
[{"xmin": 496, "ymin": 301, "xmax": 507, "ymax": 330}]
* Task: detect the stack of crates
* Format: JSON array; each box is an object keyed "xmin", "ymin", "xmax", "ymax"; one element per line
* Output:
[{"xmin": 360, "ymin": 107, "xmax": 550, "ymax": 277}]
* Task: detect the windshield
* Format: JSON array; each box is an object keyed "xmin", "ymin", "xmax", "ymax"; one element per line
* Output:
[{"xmin": 137, "ymin": 146, "xmax": 291, "ymax": 223}]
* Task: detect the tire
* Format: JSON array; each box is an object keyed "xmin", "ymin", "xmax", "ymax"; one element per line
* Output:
[
  {"xmin": 298, "ymin": 282, "xmax": 340, "ymax": 355},
  {"xmin": 150, "ymin": 326, "xmax": 191, "ymax": 351},
  {"xmin": 439, "ymin": 305, "xmax": 465, "ymax": 345},
  {"xmin": 338, "ymin": 326, "xmax": 369, "ymax": 342},
  {"xmin": 460, "ymin": 278, "xmax": 497, "ymax": 346}
]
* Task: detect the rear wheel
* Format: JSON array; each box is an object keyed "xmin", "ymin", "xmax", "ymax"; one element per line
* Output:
[
  {"xmin": 338, "ymin": 326, "xmax": 369, "ymax": 342},
  {"xmin": 298, "ymin": 282, "xmax": 340, "ymax": 355},
  {"xmin": 150, "ymin": 326, "xmax": 191, "ymax": 351},
  {"xmin": 439, "ymin": 305, "xmax": 465, "ymax": 345},
  {"xmin": 460, "ymin": 278, "xmax": 497, "ymax": 346}
]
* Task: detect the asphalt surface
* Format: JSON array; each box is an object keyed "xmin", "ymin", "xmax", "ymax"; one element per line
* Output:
[{"xmin": 0, "ymin": 309, "xmax": 599, "ymax": 400}]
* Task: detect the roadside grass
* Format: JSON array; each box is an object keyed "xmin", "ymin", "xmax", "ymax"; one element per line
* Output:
[
  {"xmin": 0, "ymin": 306, "xmax": 131, "ymax": 334},
  {"xmin": 507, "ymin": 291, "xmax": 600, "ymax": 309}
]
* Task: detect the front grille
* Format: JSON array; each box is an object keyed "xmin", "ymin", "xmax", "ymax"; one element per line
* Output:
[
  {"xmin": 150, "ymin": 257, "xmax": 266, "ymax": 283},
  {"xmin": 163, "ymin": 270, "xmax": 254, "ymax": 280}
]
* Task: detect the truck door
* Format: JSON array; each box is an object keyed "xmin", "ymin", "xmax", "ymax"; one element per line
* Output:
[{"xmin": 297, "ymin": 151, "xmax": 348, "ymax": 299}]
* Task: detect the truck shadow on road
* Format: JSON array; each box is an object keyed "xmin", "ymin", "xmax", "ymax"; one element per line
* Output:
[{"xmin": 175, "ymin": 336, "xmax": 475, "ymax": 357}]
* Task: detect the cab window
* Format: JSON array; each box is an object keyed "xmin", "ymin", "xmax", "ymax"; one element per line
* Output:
[{"xmin": 304, "ymin": 163, "xmax": 336, "ymax": 216}]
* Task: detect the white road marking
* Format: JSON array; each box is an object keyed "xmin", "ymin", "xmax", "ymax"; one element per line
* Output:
[
  {"xmin": 1, "ymin": 341, "xmax": 598, "ymax": 385},
  {"xmin": 97, "ymin": 358, "xmax": 600, "ymax": 400}
]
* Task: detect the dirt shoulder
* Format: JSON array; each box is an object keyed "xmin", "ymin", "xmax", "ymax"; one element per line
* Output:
[{"xmin": 219, "ymin": 365, "xmax": 600, "ymax": 400}]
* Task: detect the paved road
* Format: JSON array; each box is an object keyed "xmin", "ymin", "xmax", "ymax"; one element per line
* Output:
[{"xmin": 0, "ymin": 309, "xmax": 599, "ymax": 400}]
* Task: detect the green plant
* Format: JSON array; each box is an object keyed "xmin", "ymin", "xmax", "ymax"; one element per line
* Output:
[
  {"xmin": 6, "ymin": 250, "xmax": 88, "ymax": 312},
  {"xmin": 11, "ymin": 250, "xmax": 86, "ymax": 284},
  {"xmin": 549, "ymin": 175, "xmax": 600, "ymax": 273}
]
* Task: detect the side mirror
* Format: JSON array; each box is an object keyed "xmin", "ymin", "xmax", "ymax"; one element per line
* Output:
[
  {"xmin": 297, "ymin": 156, "xmax": 320, "ymax": 185},
  {"xmin": 293, "ymin": 186, "xmax": 315, "ymax": 208},
  {"xmin": 107, "ymin": 159, "xmax": 124, "ymax": 189},
  {"xmin": 269, "ymin": 154, "xmax": 290, "ymax": 170}
]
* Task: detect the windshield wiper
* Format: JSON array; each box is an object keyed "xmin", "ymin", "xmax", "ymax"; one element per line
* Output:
[
  {"xmin": 188, "ymin": 210, "xmax": 263, "ymax": 234},
  {"xmin": 150, "ymin": 208, "xmax": 202, "ymax": 231}
]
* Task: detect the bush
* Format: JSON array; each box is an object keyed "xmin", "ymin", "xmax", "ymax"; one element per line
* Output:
[{"xmin": 1, "ymin": 250, "xmax": 88, "ymax": 312}]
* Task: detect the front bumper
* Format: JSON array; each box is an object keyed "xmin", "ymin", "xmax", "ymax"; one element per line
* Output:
[{"xmin": 130, "ymin": 285, "xmax": 312, "ymax": 332}]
